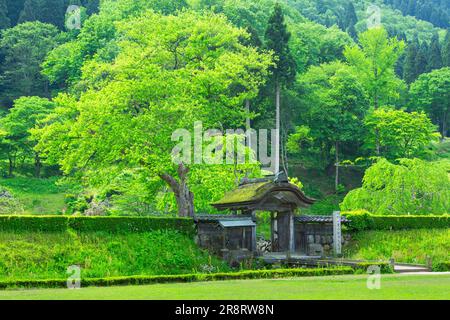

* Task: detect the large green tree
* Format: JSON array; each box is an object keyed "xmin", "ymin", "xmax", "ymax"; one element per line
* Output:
[
  {"xmin": 341, "ymin": 158, "xmax": 450, "ymax": 215},
  {"xmin": 34, "ymin": 10, "xmax": 272, "ymax": 216},
  {"xmin": 291, "ymin": 62, "xmax": 368, "ymax": 188},
  {"xmin": 409, "ymin": 67, "xmax": 450, "ymax": 138},
  {"xmin": 364, "ymin": 108, "xmax": 439, "ymax": 159},
  {"xmin": 344, "ymin": 27, "xmax": 405, "ymax": 110},
  {"xmin": 344, "ymin": 27, "xmax": 405, "ymax": 156},
  {"xmin": 265, "ymin": 3, "xmax": 296, "ymax": 174},
  {"xmin": 0, "ymin": 21, "xmax": 61, "ymax": 107},
  {"xmin": 428, "ymin": 32, "xmax": 443, "ymax": 71},
  {"xmin": 443, "ymin": 28, "xmax": 450, "ymax": 67},
  {"xmin": 403, "ymin": 37, "xmax": 419, "ymax": 84},
  {"xmin": 0, "ymin": 96, "xmax": 55, "ymax": 177},
  {"xmin": 18, "ymin": 0, "xmax": 68, "ymax": 29}
]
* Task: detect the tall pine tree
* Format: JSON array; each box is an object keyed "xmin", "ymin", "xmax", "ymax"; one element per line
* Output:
[
  {"xmin": 265, "ymin": 3, "xmax": 296, "ymax": 174},
  {"xmin": 19, "ymin": 0, "xmax": 69, "ymax": 29},
  {"xmin": 416, "ymin": 41, "xmax": 429, "ymax": 75},
  {"xmin": 443, "ymin": 28, "xmax": 450, "ymax": 67},
  {"xmin": 403, "ymin": 36, "xmax": 419, "ymax": 84},
  {"xmin": 428, "ymin": 32, "xmax": 443, "ymax": 71}
]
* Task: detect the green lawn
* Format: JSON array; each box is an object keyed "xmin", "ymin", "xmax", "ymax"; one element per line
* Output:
[{"xmin": 1, "ymin": 274, "xmax": 449, "ymax": 300}]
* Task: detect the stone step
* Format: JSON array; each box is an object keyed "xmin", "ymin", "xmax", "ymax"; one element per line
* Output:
[{"xmin": 394, "ymin": 265, "xmax": 430, "ymax": 273}]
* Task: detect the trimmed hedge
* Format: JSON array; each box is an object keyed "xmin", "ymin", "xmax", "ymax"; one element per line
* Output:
[
  {"xmin": 342, "ymin": 211, "xmax": 450, "ymax": 231},
  {"xmin": 0, "ymin": 215, "xmax": 195, "ymax": 236},
  {"xmin": 353, "ymin": 262, "xmax": 393, "ymax": 274},
  {"xmin": 0, "ymin": 267, "xmax": 354, "ymax": 289}
]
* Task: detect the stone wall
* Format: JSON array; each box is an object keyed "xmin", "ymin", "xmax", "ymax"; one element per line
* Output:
[{"xmin": 295, "ymin": 222, "xmax": 351, "ymax": 256}]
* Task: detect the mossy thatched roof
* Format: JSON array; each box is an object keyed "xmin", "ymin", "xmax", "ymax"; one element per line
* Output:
[
  {"xmin": 211, "ymin": 181, "xmax": 314, "ymax": 211},
  {"xmin": 213, "ymin": 182, "xmax": 272, "ymax": 205}
]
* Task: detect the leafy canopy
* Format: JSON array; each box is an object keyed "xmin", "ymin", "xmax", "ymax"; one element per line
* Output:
[
  {"xmin": 364, "ymin": 108, "xmax": 440, "ymax": 159},
  {"xmin": 344, "ymin": 27, "xmax": 405, "ymax": 109},
  {"xmin": 341, "ymin": 158, "xmax": 450, "ymax": 215},
  {"xmin": 34, "ymin": 10, "xmax": 272, "ymax": 213}
]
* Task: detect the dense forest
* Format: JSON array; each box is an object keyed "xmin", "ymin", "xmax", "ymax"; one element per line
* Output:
[{"xmin": 0, "ymin": 0, "xmax": 448, "ymax": 217}]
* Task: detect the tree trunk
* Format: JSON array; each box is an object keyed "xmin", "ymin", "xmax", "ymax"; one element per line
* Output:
[
  {"xmin": 275, "ymin": 81, "xmax": 281, "ymax": 174},
  {"xmin": 245, "ymin": 99, "xmax": 251, "ymax": 150},
  {"xmin": 335, "ymin": 141, "xmax": 339, "ymax": 192},
  {"xmin": 375, "ymin": 128, "xmax": 381, "ymax": 156},
  {"xmin": 441, "ymin": 110, "xmax": 448, "ymax": 140},
  {"xmin": 159, "ymin": 163, "xmax": 194, "ymax": 217},
  {"xmin": 8, "ymin": 156, "xmax": 14, "ymax": 177},
  {"xmin": 34, "ymin": 152, "xmax": 42, "ymax": 178},
  {"xmin": 281, "ymin": 123, "xmax": 289, "ymax": 174}
]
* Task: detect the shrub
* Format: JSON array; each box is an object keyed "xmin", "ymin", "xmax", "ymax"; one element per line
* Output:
[
  {"xmin": 0, "ymin": 267, "xmax": 354, "ymax": 289},
  {"xmin": 432, "ymin": 261, "xmax": 450, "ymax": 272},
  {"xmin": 353, "ymin": 262, "xmax": 393, "ymax": 274},
  {"xmin": 342, "ymin": 211, "xmax": 450, "ymax": 231},
  {"xmin": 0, "ymin": 215, "xmax": 195, "ymax": 236}
]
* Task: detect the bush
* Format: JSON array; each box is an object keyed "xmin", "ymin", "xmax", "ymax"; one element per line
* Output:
[
  {"xmin": 0, "ymin": 267, "xmax": 354, "ymax": 289},
  {"xmin": 0, "ymin": 215, "xmax": 195, "ymax": 236},
  {"xmin": 353, "ymin": 262, "xmax": 393, "ymax": 274},
  {"xmin": 341, "ymin": 158, "xmax": 449, "ymax": 215},
  {"xmin": 342, "ymin": 211, "xmax": 450, "ymax": 231},
  {"xmin": 432, "ymin": 261, "xmax": 450, "ymax": 272},
  {"xmin": 0, "ymin": 187, "xmax": 23, "ymax": 214}
]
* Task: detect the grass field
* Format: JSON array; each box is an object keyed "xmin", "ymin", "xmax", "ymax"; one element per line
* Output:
[
  {"xmin": 0, "ymin": 177, "xmax": 67, "ymax": 215},
  {"xmin": 344, "ymin": 229, "xmax": 450, "ymax": 266},
  {"xmin": 0, "ymin": 274, "xmax": 448, "ymax": 300},
  {"xmin": 0, "ymin": 230, "xmax": 229, "ymax": 280}
]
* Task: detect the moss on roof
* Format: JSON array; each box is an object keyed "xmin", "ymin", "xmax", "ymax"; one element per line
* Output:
[{"xmin": 212, "ymin": 182, "xmax": 273, "ymax": 205}]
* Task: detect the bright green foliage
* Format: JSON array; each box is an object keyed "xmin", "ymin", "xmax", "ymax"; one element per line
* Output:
[
  {"xmin": 409, "ymin": 67, "xmax": 450, "ymax": 138},
  {"xmin": 0, "ymin": 97, "xmax": 55, "ymax": 148},
  {"xmin": 289, "ymin": 22, "xmax": 353, "ymax": 73},
  {"xmin": 0, "ymin": 97, "xmax": 55, "ymax": 177},
  {"xmin": 344, "ymin": 229, "xmax": 450, "ymax": 266},
  {"xmin": 0, "ymin": 230, "xmax": 228, "ymax": 280},
  {"xmin": 0, "ymin": 22, "xmax": 61, "ymax": 106},
  {"xmin": 42, "ymin": 0, "xmax": 153, "ymax": 89},
  {"xmin": 341, "ymin": 158, "xmax": 450, "ymax": 215},
  {"xmin": 291, "ymin": 61, "xmax": 368, "ymax": 169},
  {"xmin": 364, "ymin": 108, "xmax": 440, "ymax": 159},
  {"xmin": 35, "ymin": 10, "xmax": 272, "ymax": 215},
  {"xmin": 344, "ymin": 27, "xmax": 405, "ymax": 109}
]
